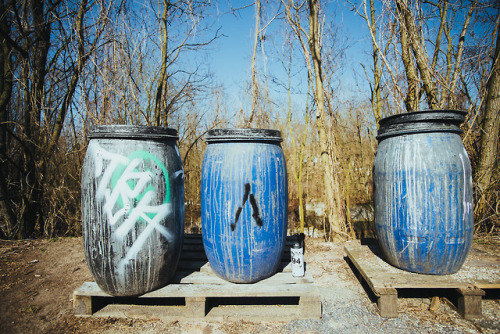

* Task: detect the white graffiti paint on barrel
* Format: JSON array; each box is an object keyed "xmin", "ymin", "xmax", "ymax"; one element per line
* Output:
[
  {"xmin": 92, "ymin": 143, "xmax": 174, "ymax": 273},
  {"xmin": 82, "ymin": 125, "xmax": 184, "ymax": 296}
]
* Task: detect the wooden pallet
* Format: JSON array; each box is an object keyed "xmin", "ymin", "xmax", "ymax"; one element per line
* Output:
[
  {"xmin": 344, "ymin": 241, "xmax": 500, "ymax": 319},
  {"xmin": 73, "ymin": 235, "xmax": 321, "ymax": 321}
]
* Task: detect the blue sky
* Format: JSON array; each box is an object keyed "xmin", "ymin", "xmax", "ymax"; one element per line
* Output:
[
  {"xmin": 206, "ymin": 1, "xmax": 373, "ymax": 113},
  {"xmin": 190, "ymin": 0, "xmax": 496, "ymax": 123}
]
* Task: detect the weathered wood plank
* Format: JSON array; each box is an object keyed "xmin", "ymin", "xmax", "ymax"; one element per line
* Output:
[
  {"xmin": 91, "ymin": 303, "xmax": 320, "ymax": 321},
  {"xmin": 344, "ymin": 242, "xmax": 500, "ymax": 290},
  {"xmin": 74, "ymin": 233, "xmax": 321, "ymax": 320},
  {"xmin": 73, "ymin": 281, "xmax": 321, "ymax": 320},
  {"xmin": 344, "ymin": 241, "xmax": 500, "ymax": 319},
  {"xmin": 75, "ymin": 281, "xmax": 320, "ymax": 299},
  {"xmin": 377, "ymin": 288, "xmax": 398, "ymax": 318},
  {"xmin": 180, "ymin": 250, "xmax": 207, "ymax": 260},
  {"xmin": 176, "ymin": 270, "xmax": 314, "ymax": 285},
  {"xmin": 457, "ymin": 287, "xmax": 485, "ymax": 320}
]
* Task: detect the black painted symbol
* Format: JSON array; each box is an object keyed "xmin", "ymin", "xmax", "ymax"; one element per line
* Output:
[{"xmin": 231, "ymin": 183, "xmax": 263, "ymax": 231}]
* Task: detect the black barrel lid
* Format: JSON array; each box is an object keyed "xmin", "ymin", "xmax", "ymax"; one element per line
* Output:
[
  {"xmin": 205, "ymin": 128, "xmax": 282, "ymax": 143},
  {"xmin": 88, "ymin": 125, "xmax": 178, "ymax": 140},
  {"xmin": 377, "ymin": 110, "xmax": 466, "ymax": 141}
]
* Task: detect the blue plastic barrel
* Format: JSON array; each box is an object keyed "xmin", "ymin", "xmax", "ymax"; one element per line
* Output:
[
  {"xmin": 81, "ymin": 125, "xmax": 185, "ymax": 296},
  {"xmin": 373, "ymin": 110, "xmax": 473, "ymax": 274},
  {"xmin": 201, "ymin": 129, "xmax": 288, "ymax": 283}
]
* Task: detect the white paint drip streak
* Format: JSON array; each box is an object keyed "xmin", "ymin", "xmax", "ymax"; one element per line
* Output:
[{"xmin": 91, "ymin": 142, "xmax": 173, "ymax": 274}]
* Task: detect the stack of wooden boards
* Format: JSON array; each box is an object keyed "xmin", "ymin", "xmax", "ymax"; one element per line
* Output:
[
  {"xmin": 73, "ymin": 234, "xmax": 322, "ymax": 321},
  {"xmin": 345, "ymin": 240, "xmax": 500, "ymax": 319}
]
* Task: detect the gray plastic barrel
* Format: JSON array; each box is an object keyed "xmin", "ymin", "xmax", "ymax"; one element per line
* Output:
[
  {"xmin": 373, "ymin": 110, "xmax": 473, "ymax": 274},
  {"xmin": 81, "ymin": 125, "xmax": 185, "ymax": 296}
]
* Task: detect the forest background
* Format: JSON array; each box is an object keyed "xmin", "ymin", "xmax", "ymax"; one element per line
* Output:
[{"xmin": 0, "ymin": 0, "xmax": 498, "ymax": 240}]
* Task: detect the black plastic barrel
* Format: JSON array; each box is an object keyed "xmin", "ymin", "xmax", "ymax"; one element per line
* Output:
[
  {"xmin": 201, "ymin": 129, "xmax": 288, "ymax": 283},
  {"xmin": 373, "ymin": 110, "xmax": 473, "ymax": 274},
  {"xmin": 81, "ymin": 125, "xmax": 185, "ymax": 296}
]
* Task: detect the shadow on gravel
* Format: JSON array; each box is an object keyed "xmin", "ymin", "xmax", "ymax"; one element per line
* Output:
[{"xmin": 344, "ymin": 255, "xmax": 377, "ymax": 305}]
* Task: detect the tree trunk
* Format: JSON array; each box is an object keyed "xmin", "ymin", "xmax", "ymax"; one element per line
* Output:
[
  {"xmin": 395, "ymin": 1, "xmax": 419, "ymax": 111},
  {"xmin": 477, "ymin": 21, "xmax": 500, "ymax": 198},
  {"xmin": 17, "ymin": 0, "xmax": 52, "ymax": 238},
  {"xmin": 0, "ymin": 1, "xmax": 14, "ymax": 238},
  {"xmin": 309, "ymin": 0, "xmax": 345, "ymax": 238},
  {"xmin": 287, "ymin": 62, "xmax": 309, "ymax": 234},
  {"xmin": 155, "ymin": 0, "xmax": 170, "ymax": 126},
  {"xmin": 369, "ymin": 0, "xmax": 383, "ymax": 123},
  {"xmin": 249, "ymin": 0, "xmax": 261, "ymax": 125},
  {"xmin": 396, "ymin": 0, "xmax": 439, "ymax": 110},
  {"xmin": 48, "ymin": 0, "xmax": 89, "ymax": 155}
]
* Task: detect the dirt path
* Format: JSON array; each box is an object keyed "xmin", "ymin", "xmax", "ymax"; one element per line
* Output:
[{"xmin": 0, "ymin": 236, "xmax": 498, "ymax": 333}]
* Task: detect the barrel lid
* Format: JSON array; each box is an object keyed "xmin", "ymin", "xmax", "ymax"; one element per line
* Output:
[
  {"xmin": 88, "ymin": 125, "xmax": 178, "ymax": 140},
  {"xmin": 205, "ymin": 128, "xmax": 282, "ymax": 143},
  {"xmin": 377, "ymin": 110, "xmax": 466, "ymax": 141}
]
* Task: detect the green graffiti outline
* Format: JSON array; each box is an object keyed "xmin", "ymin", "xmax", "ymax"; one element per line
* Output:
[{"xmin": 110, "ymin": 151, "xmax": 171, "ymax": 220}]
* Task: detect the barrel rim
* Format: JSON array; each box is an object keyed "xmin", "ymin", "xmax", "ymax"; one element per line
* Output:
[
  {"xmin": 205, "ymin": 128, "xmax": 282, "ymax": 143},
  {"xmin": 377, "ymin": 110, "xmax": 467, "ymax": 141},
  {"xmin": 379, "ymin": 109, "xmax": 466, "ymax": 126},
  {"xmin": 88, "ymin": 125, "xmax": 178, "ymax": 140}
]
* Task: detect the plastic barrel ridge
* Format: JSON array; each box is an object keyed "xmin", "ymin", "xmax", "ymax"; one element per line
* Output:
[
  {"xmin": 373, "ymin": 110, "xmax": 473, "ymax": 275},
  {"xmin": 81, "ymin": 125, "xmax": 185, "ymax": 296},
  {"xmin": 201, "ymin": 128, "xmax": 288, "ymax": 283}
]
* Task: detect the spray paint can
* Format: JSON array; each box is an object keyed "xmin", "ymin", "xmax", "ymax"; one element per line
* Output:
[{"xmin": 291, "ymin": 242, "xmax": 305, "ymax": 277}]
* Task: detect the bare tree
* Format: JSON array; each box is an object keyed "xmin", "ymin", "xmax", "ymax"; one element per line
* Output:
[
  {"xmin": 475, "ymin": 12, "xmax": 500, "ymax": 233},
  {"xmin": 358, "ymin": 0, "xmax": 395, "ymax": 124},
  {"xmin": 243, "ymin": 0, "xmax": 281, "ymax": 126},
  {"xmin": 282, "ymin": 40, "xmax": 311, "ymax": 234},
  {"xmin": 80, "ymin": 0, "xmax": 221, "ymax": 129},
  {"xmin": 356, "ymin": 0, "xmax": 499, "ymax": 234},
  {"xmin": 356, "ymin": 0, "xmax": 478, "ymax": 113},
  {"xmin": 0, "ymin": 0, "xmax": 109, "ymax": 238},
  {"xmin": 0, "ymin": 0, "xmax": 14, "ymax": 239},
  {"xmin": 152, "ymin": 0, "xmax": 220, "ymax": 127},
  {"xmin": 249, "ymin": 0, "xmax": 262, "ymax": 124},
  {"xmin": 282, "ymin": 0, "xmax": 347, "ymax": 239}
]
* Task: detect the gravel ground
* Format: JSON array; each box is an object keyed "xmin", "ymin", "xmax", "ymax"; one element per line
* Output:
[
  {"xmin": 92, "ymin": 237, "xmax": 500, "ymax": 334},
  {"xmin": 275, "ymin": 240, "xmax": 499, "ymax": 334},
  {"xmin": 1, "ymin": 236, "xmax": 499, "ymax": 333}
]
